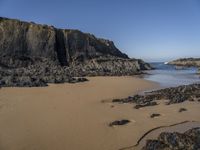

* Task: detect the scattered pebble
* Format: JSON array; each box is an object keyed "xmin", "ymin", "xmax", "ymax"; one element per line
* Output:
[
  {"xmin": 179, "ymin": 108, "xmax": 187, "ymax": 112},
  {"xmin": 109, "ymin": 119, "xmax": 130, "ymax": 127},
  {"xmin": 150, "ymin": 113, "xmax": 161, "ymax": 118}
]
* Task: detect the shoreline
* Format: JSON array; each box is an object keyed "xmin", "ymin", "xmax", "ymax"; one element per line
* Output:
[{"xmin": 0, "ymin": 76, "xmax": 199, "ymax": 150}]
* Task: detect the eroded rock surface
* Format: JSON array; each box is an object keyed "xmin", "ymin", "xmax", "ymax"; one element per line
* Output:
[
  {"xmin": 169, "ymin": 58, "xmax": 200, "ymax": 68},
  {"xmin": 142, "ymin": 127, "xmax": 200, "ymax": 150},
  {"xmin": 112, "ymin": 84, "xmax": 200, "ymax": 107}
]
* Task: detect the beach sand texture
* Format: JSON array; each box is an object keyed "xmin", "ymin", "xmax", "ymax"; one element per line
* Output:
[{"xmin": 0, "ymin": 77, "xmax": 199, "ymax": 150}]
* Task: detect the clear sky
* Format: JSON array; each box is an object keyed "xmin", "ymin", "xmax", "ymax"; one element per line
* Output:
[{"xmin": 0, "ymin": 0, "xmax": 200, "ymax": 62}]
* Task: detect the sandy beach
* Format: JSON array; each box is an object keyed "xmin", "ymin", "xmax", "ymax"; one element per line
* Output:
[{"xmin": 0, "ymin": 76, "xmax": 199, "ymax": 150}]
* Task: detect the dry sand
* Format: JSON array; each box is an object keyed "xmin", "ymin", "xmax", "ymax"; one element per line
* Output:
[{"xmin": 0, "ymin": 76, "xmax": 199, "ymax": 150}]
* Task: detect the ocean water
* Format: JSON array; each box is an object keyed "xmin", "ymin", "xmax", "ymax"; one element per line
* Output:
[{"xmin": 143, "ymin": 62, "xmax": 200, "ymax": 88}]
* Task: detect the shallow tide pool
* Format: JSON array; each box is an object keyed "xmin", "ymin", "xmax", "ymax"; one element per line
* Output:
[{"xmin": 144, "ymin": 62, "xmax": 200, "ymax": 88}]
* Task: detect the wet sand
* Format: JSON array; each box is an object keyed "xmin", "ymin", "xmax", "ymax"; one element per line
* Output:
[{"xmin": 0, "ymin": 76, "xmax": 199, "ymax": 150}]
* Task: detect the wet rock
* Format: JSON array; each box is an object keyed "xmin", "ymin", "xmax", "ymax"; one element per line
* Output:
[
  {"xmin": 168, "ymin": 58, "xmax": 200, "ymax": 68},
  {"xmin": 76, "ymin": 77, "xmax": 89, "ymax": 82},
  {"xmin": 112, "ymin": 98, "xmax": 123, "ymax": 103},
  {"xmin": 150, "ymin": 113, "xmax": 161, "ymax": 118},
  {"xmin": 179, "ymin": 108, "xmax": 187, "ymax": 112},
  {"xmin": 68, "ymin": 77, "xmax": 89, "ymax": 84},
  {"xmin": 143, "ymin": 140, "xmax": 169, "ymax": 150},
  {"xmin": 143, "ymin": 127, "xmax": 200, "ymax": 150},
  {"xmin": 0, "ymin": 60, "xmax": 90, "ymax": 87},
  {"xmin": 109, "ymin": 119, "xmax": 130, "ymax": 127},
  {"xmin": 134, "ymin": 101, "xmax": 158, "ymax": 109},
  {"xmin": 112, "ymin": 84, "xmax": 200, "ymax": 107}
]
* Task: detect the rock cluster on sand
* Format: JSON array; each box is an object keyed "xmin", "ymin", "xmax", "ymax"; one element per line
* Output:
[
  {"xmin": 142, "ymin": 127, "xmax": 200, "ymax": 150},
  {"xmin": 0, "ymin": 17, "xmax": 152, "ymax": 87},
  {"xmin": 112, "ymin": 84, "xmax": 200, "ymax": 107}
]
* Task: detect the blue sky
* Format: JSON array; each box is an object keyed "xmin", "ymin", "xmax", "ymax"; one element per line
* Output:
[{"xmin": 0, "ymin": 0, "xmax": 200, "ymax": 61}]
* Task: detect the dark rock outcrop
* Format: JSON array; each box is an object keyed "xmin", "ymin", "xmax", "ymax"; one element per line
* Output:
[
  {"xmin": 179, "ymin": 108, "xmax": 187, "ymax": 113},
  {"xmin": 150, "ymin": 113, "xmax": 161, "ymax": 118},
  {"xmin": 134, "ymin": 101, "xmax": 158, "ymax": 109},
  {"xmin": 112, "ymin": 84, "xmax": 200, "ymax": 107},
  {"xmin": 142, "ymin": 127, "xmax": 200, "ymax": 150},
  {"xmin": 109, "ymin": 119, "xmax": 130, "ymax": 127},
  {"xmin": 0, "ymin": 17, "xmax": 152, "ymax": 87},
  {"xmin": 0, "ymin": 17, "xmax": 129, "ymax": 68},
  {"xmin": 169, "ymin": 58, "xmax": 200, "ymax": 68}
]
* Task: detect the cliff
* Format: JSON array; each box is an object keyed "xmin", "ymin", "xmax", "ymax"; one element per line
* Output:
[
  {"xmin": 0, "ymin": 17, "xmax": 128, "ymax": 68},
  {"xmin": 0, "ymin": 17, "xmax": 152, "ymax": 87}
]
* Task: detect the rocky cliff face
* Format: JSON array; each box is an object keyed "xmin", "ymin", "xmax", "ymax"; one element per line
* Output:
[
  {"xmin": 0, "ymin": 17, "xmax": 128, "ymax": 68},
  {"xmin": 0, "ymin": 17, "xmax": 152, "ymax": 87}
]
